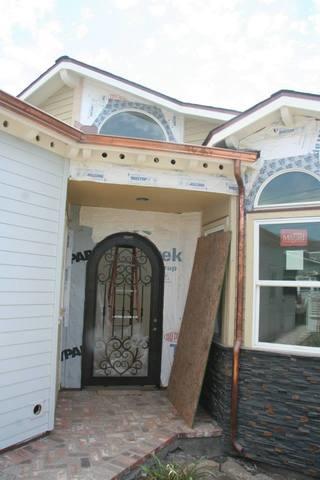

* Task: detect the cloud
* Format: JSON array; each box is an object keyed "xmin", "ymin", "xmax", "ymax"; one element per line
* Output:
[
  {"xmin": 0, "ymin": 0, "xmax": 319, "ymax": 110},
  {"xmin": 73, "ymin": 6, "xmax": 95, "ymax": 39},
  {"xmin": 148, "ymin": 2, "xmax": 167, "ymax": 17},
  {"xmin": 80, "ymin": 6, "xmax": 95, "ymax": 20},
  {"xmin": 0, "ymin": 1, "xmax": 63, "ymax": 93},
  {"xmin": 75, "ymin": 24, "xmax": 89, "ymax": 39},
  {"xmin": 0, "ymin": 0, "xmax": 55, "ymax": 42},
  {"xmin": 113, "ymin": 0, "xmax": 140, "ymax": 10},
  {"xmin": 134, "ymin": 0, "xmax": 320, "ymax": 109}
]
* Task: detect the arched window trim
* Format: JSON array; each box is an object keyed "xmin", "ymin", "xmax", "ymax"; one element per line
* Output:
[
  {"xmin": 254, "ymin": 169, "xmax": 320, "ymax": 210},
  {"xmin": 98, "ymin": 108, "xmax": 169, "ymax": 141}
]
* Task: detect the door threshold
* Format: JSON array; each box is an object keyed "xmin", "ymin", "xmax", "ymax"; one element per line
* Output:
[{"xmin": 84, "ymin": 385, "xmax": 160, "ymax": 391}]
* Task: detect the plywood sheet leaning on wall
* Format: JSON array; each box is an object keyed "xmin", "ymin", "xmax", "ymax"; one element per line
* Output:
[{"xmin": 167, "ymin": 231, "xmax": 231, "ymax": 427}]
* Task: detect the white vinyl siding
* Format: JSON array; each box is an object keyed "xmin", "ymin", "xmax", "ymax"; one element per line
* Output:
[
  {"xmin": 184, "ymin": 117, "xmax": 220, "ymax": 145},
  {"xmin": 0, "ymin": 130, "xmax": 68, "ymax": 450},
  {"xmin": 39, "ymin": 85, "xmax": 74, "ymax": 125}
]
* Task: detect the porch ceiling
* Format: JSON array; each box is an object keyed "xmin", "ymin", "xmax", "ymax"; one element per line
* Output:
[{"xmin": 68, "ymin": 180, "xmax": 228, "ymax": 213}]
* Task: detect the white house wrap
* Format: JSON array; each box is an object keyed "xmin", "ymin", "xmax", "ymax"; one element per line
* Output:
[{"xmin": 61, "ymin": 207, "xmax": 201, "ymax": 387}]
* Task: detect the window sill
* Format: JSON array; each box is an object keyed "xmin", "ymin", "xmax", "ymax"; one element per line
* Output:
[{"xmin": 252, "ymin": 343, "xmax": 320, "ymax": 357}]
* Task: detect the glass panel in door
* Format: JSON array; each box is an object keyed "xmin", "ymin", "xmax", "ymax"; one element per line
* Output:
[{"xmin": 93, "ymin": 246, "xmax": 152, "ymax": 377}]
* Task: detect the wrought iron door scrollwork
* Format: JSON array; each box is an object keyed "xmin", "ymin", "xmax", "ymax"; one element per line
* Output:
[
  {"xmin": 96, "ymin": 336, "xmax": 149, "ymax": 376},
  {"xmin": 98, "ymin": 247, "xmax": 152, "ymax": 287},
  {"xmin": 97, "ymin": 246, "xmax": 152, "ymax": 338}
]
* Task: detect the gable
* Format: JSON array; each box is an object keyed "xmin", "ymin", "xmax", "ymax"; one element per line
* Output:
[
  {"xmin": 184, "ymin": 117, "xmax": 220, "ymax": 145},
  {"xmin": 76, "ymin": 78, "xmax": 182, "ymax": 141},
  {"xmin": 19, "ymin": 56, "xmax": 239, "ymax": 123},
  {"xmin": 39, "ymin": 85, "xmax": 74, "ymax": 125},
  {"xmin": 238, "ymin": 117, "xmax": 320, "ymax": 160},
  {"xmin": 205, "ymin": 90, "xmax": 320, "ymax": 148},
  {"xmin": 17, "ymin": 57, "xmax": 242, "ymax": 145}
]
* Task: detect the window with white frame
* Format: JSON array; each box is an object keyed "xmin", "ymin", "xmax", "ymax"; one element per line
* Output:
[
  {"xmin": 255, "ymin": 170, "xmax": 320, "ymax": 209},
  {"xmin": 254, "ymin": 218, "xmax": 320, "ymax": 350},
  {"xmin": 100, "ymin": 111, "xmax": 167, "ymax": 141}
]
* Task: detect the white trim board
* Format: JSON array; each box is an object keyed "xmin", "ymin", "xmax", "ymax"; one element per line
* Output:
[
  {"xmin": 207, "ymin": 94, "xmax": 320, "ymax": 146},
  {"xmin": 19, "ymin": 60, "xmax": 238, "ymax": 122}
]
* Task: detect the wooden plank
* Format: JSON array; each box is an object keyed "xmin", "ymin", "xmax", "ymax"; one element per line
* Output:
[
  {"xmin": 0, "ymin": 197, "xmax": 60, "ymax": 221},
  {"xmin": 0, "ymin": 316, "xmax": 52, "ymax": 333},
  {"xmin": 0, "ymin": 303, "xmax": 54, "ymax": 319},
  {"xmin": 0, "ymin": 278, "xmax": 55, "ymax": 292},
  {"xmin": 0, "ymin": 353, "xmax": 51, "ymax": 375},
  {"xmin": 0, "ymin": 237, "xmax": 57, "ymax": 256},
  {"xmin": 0, "ymin": 265, "xmax": 55, "ymax": 280},
  {"xmin": 0, "ymin": 156, "xmax": 62, "ymax": 187},
  {"xmin": 0, "ymin": 291, "xmax": 55, "ymax": 306},
  {"xmin": 0, "ymin": 211, "xmax": 58, "ymax": 233},
  {"xmin": 0, "ymin": 414, "xmax": 49, "ymax": 446},
  {"xmin": 0, "ymin": 377, "xmax": 51, "ymax": 402},
  {"xmin": 0, "ymin": 133, "xmax": 65, "ymax": 173},
  {"xmin": 0, "ymin": 251, "xmax": 57, "ymax": 268},
  {"xmin": 0, "ymin": 389, "xmax": 50, "ymax": 414},
  {"xmin": 0, "ymin": 402, "xmax": 49, "ymax": 429},
  {"xmin": 167, "ymin": 231, "xmax": 231, "ymax": 427},
  {"xmin": 0, "ymin": 365, "xmax": 51, "ymax": 387},
  {"xmin": 0, "ymin": 183, "xmax": 60, "ymax": 210},
  {"xmin": 0, "ymin": 169, "xmax": 61, "ymax": 199},
  {"xmin": 1, "ymin": 224, "xmax": 58, "ymax": 245}
]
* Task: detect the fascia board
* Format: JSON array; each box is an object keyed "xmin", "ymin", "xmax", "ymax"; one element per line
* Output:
[
  {"xmin": 208, "ymin": 95, "xmax": 320, "ymax": 146},
  {"xmin": 20, "ymin": 61, "xmax": 237, "ymax": 122},
  {"xmin": 19, "ymin": 64, "xmax": 62, "ymax": 101},
  {"xmin": 0, "ymin": 90, "xmax": 258, "ymax": 163}
]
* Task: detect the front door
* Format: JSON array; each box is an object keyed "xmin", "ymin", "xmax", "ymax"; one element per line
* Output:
[{"xmin": 82, "ymin": 232, "xmax": 164, "ymax": 386}]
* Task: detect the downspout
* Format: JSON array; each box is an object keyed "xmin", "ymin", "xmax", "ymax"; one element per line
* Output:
[{"xmin": 231, "ymin": 158, "xmax": 246, "ymax": 455}]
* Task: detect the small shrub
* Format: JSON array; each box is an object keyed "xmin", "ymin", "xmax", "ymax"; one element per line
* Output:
[{"xmin": 141, "ymin": 456, "xmax": 217, "ymax": 480}]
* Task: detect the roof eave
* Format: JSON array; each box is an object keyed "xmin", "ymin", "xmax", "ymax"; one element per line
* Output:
[
  {"xmin": 204, "ymin": 90, "xmax": 320, "ymax": 146},
  {"xmin": 18, "ymin": 57, "xmax": 240, "ymax": 121},
  {"xmin": 0, "ymin": 89, "xmax": 259, "ymax": 163}
]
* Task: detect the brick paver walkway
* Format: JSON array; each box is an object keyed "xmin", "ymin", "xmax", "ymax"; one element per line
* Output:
[{"xmin": 0, "ymin": 389, "xmax": 222, "ymax": 480}]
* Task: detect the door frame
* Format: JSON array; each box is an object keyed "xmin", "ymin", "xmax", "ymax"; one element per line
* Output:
[{"xmin": 81, "ymin": 232, "xmax": 164, "ymax": 387}]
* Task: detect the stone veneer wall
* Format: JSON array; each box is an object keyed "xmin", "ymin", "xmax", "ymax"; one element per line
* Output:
[
  {"xmin": 201, "ymin": 342, "xmax": 320, "ymax": 477},
  {"xmin": 201, "ymin": 343, "xmax": 232, "ymax": 435}
]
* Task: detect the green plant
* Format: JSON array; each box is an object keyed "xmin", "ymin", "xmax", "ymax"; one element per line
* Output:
[{"xmin": 141, "ymin": 456, "xmax": 217, "ymax": 480}]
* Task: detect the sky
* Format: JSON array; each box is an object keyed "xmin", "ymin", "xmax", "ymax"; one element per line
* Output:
[{"xmin": 0, "ymin": 0, "xmax": 319, "ymax": 111}]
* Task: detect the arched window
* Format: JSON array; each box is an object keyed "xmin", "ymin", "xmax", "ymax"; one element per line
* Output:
[
  {"xmin": 99, "ymin": 111, "xmax": 167, "ymax": 141},
  {"xmin": 256, "ymin": 171, "xmax": 320, "ymax": 208}
]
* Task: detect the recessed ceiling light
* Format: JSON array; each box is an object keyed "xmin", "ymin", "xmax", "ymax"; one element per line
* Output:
[{"xmin": 136, "ymin": 197, "xmax": 149, "ymax": 202}]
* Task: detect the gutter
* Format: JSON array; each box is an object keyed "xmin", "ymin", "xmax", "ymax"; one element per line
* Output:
[
  {"xmin": 231, "ymin": 159, "xmax": 246, "ymax": 455},
  {"xmin": 0, "ymin": 90, "xmax": 258, "ymax": 163}
]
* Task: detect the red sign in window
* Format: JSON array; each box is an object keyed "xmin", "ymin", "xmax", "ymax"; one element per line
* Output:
[
  {"xmin": 280, "ymin": 229, "xmax": 308, "ymax": 247},
  {"xmin": 164, "ymin": 331, "xmax": 178, "ymax": 343}
]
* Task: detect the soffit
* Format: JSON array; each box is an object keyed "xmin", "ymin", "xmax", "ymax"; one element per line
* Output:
[{"xmin": 68, "ymin": 180, "xmax": 228, "ymax": 214}]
